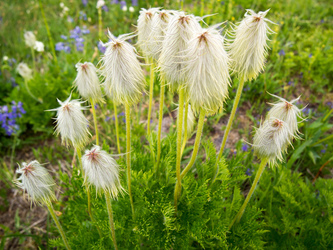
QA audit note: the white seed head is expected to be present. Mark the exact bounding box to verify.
[34,41,44,52]
[253,118,293,164]
[15,161,56,205]
[101,31,146,105]
[74,62,103,103]
[49,95,90,149]
[96,0,105,8]
[228,9,274,81]
[82,145,123,198]
[137,8,159,56]
[146,10,171,60]
[177,103,195,137]
[159,12,201,90]
[24,31,36,48]
[267,94,303,138]
[16,62,33,81]
[183,25,230,115]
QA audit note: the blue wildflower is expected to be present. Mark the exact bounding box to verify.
[82,0,88,6]
[278,49,285,56]
[242,143,249,152]
[0,102,26,136]
[105,116,111,122]
[309,53,313,58]
[245,168,251,176]
[60,35,68,40]
[120,0,126,8]
[131,0,138,6]
[80,11,87,20]
[98,41,106,54]
[102,5,109,12]
[55,42,65,51]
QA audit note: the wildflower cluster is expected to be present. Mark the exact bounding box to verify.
[24,31,45,52]
[0,101,25,136]
[56,26,90,53]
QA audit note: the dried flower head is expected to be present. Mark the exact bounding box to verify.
[267,94,303,138]
[159,12,201,90]
[16,62,33,81]
[74,62,103,103]
[183,25,230,115]
[82,146,123,198]
[101,31,146,105]
[49,95,90,149]
[253,118,293,164]
[137,8,160,56]
[15,160,56,205]
[24,31,36,48]
[228,9,274,81]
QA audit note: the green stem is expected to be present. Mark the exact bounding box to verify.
[147,60,155,135]
[24,79,41,103]
[38,0,57,64]
[10,134,17,170]
[125,103,135,219]
[200,0,204,17]
[90,99,99,146]
[174,88,185,208]
[46,203,71,250]
[311,134,333,147]
[229,158,269,229]
[113,102,121,154]
[104,191,118,250]
[31,47,36,75]
[156,78,165,172]
[217,78,245,162]
[98,7,102,39]
[181,101,189,156]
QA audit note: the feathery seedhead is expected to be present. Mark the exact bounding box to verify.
[24,31,36,48]
[137,8,160,56]
[82,145,123,198]
[74,62,103,103]
[253,117,293,165]
[101,31,146,105]
[228,9,274,82]
[34,41,44,52]
[96,0,105,8]
[159,12,201,90]
[15,160,56,205]
[49,95,90,149]
[267,94,303,138]
[183,25,230,115]
[16,62,33,81]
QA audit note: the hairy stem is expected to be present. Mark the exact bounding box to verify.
[90,99,99,146]
[147,60,155,135]
[181,101,189,156]
[156,78,165,172]
[105,191,118,250]
[113,102,121,154]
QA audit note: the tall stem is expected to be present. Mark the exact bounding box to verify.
[181,101,189,155]
[147,60,155,135]
[90,99,99,146]
[174,88,185,208]
[47,203,71,250]
[23,79,40,103]
[156,78,165,171]
[113,102,121,154]
[200,0,204,17]
[125,103,135,218]
[31,47,36,75]
[104,191,118,250]
[98,7,102,39]
[229,158,269,229]
[217,78,245,162]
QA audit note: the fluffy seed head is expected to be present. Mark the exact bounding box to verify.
[96,0,105,8]
[267,94,303,138]
[74,62,103,103]
[228,9,274,81]
[24,31,36,48]
[15,160,56,205]
[183,25,230,115]
[253,118,293,164]
[159,12,201,90]
[16,62,33,81]
[34,41,44,52]
[101,31,146,105]
[137,8,160,56]
[49,95,90,149]
[82,146,123,198]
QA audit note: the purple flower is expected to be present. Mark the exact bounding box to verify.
[79,11,87,20]
[321,149,326,154]
[98,41,106,54]
[309,53,313,58]
[288,80,294,86]
[10,77,17,87]
[131,0,138,6]
[0,102,25,136]
[82,26,90,34]
[70,26,82,39]
[82,0,88,6]
[63,45,71,53]
[242,143,249,152]
[120,0,126,8]
[245,168,252,176]
[67,16,74,23]
[102,5,109,12]
[94,104,99,109]
[111,0,119,4]
[326,102,333,109]
[55,42,65,51]
[119,112,125,116]
[105,116,111,122]
[278,49,285,56]
[60,35,68,40]
[75,37,85,51]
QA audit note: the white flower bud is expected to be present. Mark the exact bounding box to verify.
[159,12,201,90]
[16,62,33,81]
[3,56,8,61]
[15,161,56,205]
[122,5,127,11]
[229,9,274,81]
[253,118,293,164]
[49,95,90,149]
[101,31,146,105]
[129,6,134,13]
[82,146,123,198]
[24,31,36,48]
[183,25,230,115]
[74,62,103,103]
[96,0,105,9]
[34,41,44,52]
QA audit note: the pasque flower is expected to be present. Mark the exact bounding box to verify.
[24,31,36,48]
[16,62,33,81]
[34,41,44,52]
[101,31,145,105]
[228,9,274,81]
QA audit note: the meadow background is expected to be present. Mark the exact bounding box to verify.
[0,0,333,249]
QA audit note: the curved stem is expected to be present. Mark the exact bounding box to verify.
[24,79,41,103]
[31,47,36,75]
[217,78,245,162]
[156,78,165,172]
[174,88,185,209]
[105,191,118,250]
[229,158,268,229]
[90,99,99,146]
[147,60,155,135]
[47,203,71,250]
[200,0,204,17]
[98,8,102,39]
[125,103,135,219]
[181,101,189,156]
[113,102,121,154]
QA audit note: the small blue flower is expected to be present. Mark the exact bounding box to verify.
[131,0,138,6]
[120,0,126,8]
[278,49,285,56]
[321,149,326,154]
[242,143,249,152]
[105,116,111,122]
[245,168,251,176]
[102,5,109,12]
[67,16,74,23]
[98,41,106,54]
[82,0,88,6]
[119,112,125,116]
[79,11,87,20]
[60,35,68,40]
[309,53,313,58]
[55,42,65,51]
